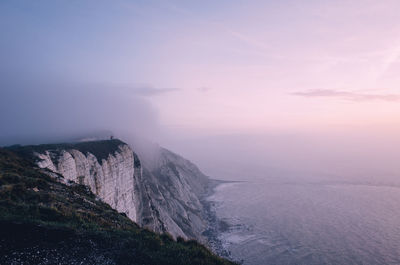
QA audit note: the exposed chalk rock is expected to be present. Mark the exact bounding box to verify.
[23,139,208,241]
[35,144,138,222]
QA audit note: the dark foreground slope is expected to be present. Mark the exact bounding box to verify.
[0,148,235,265]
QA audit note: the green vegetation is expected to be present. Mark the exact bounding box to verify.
[7,139,125,163]
[0,148,236,265]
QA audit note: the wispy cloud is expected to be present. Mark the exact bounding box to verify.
[163,2,273,55]
[376,44,400,80]
[292,89,400,102]
[131,86,179,97]
[197,86,212,92]
[90,83,180,97]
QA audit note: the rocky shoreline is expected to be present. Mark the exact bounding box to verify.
[201,179,239,262]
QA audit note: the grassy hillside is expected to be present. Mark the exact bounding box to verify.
[0,148,236,265]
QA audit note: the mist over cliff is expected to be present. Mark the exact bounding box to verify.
[0,144,234,265]
[0,78,162,146]
[9,139,210,241]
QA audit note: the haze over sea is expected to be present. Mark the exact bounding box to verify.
[167,133,400,265]
[208,174,400,265]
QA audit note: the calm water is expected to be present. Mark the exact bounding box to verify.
[208,178,400,265]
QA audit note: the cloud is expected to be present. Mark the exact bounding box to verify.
[0,79,163,146]
[197,86,212,92]
[376,44,400,81]
[130,85,179,96]
[292,89,400,102]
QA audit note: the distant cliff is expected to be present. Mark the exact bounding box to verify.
[10,139,209,241]
[140,147,209,240]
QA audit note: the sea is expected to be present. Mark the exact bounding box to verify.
[206,175,400,265]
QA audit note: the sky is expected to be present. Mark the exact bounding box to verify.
[1,1,400,179]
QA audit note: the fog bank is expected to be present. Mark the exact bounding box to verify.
[162,130,400,185]
[0,78,161,146]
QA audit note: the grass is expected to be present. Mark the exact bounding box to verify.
[7,139,125,163]
[0,147,236,265]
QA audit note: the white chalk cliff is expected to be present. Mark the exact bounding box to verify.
[35,144,139,222]
[25,139,208,241]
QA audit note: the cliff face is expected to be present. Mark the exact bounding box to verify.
[138,147,209,240]
[13,139,208,241]
[34,144,139,222]
[0,147,235,265]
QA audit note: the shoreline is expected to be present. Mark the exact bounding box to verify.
[201,179,244,261]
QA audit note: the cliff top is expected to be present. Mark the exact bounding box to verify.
[7,139,127,163]
[0,147,235,265]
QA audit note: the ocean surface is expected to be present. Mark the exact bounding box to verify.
[207,176,400,265]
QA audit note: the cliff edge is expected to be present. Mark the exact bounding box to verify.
[0,147,235,265]
[9,139,209,241]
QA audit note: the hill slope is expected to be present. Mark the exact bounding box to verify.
[0,148,235,265]
[8,139,210,241]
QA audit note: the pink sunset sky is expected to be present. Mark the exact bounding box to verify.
[144,1,400,136]
[1,0,400,140]
[1,0,400,181]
